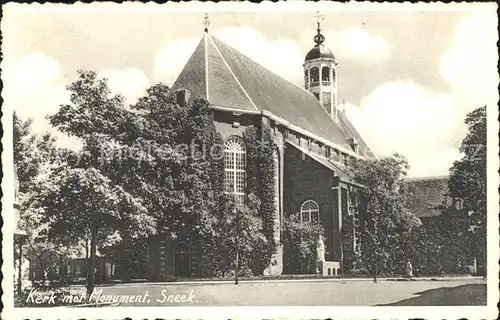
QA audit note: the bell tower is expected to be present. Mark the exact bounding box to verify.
[303,14,338,120]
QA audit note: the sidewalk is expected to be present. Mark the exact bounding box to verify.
[93,275,485,287]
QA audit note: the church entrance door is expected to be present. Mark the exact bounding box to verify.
[173,243,190,277]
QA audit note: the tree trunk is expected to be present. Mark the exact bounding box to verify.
[27,238,47,281]
[59,254,64,281]
[87,227,97,296]
[373,263,378,283]
[85,239,89,280]
[235,235,239,285]
[482,247,487,279]
[17,238,24,293]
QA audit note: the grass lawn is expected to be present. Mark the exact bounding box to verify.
[378,283,487,306]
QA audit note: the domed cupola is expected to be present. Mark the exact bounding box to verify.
[305,45,335,62]
[303,17,339,120]
[305,26,336,62]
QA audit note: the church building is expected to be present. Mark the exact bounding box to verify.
[140,22,375,280]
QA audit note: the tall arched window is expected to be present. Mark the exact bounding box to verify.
[273,149,280,239]
[300,200,320,223]
[304,70,309,84]
[321,66,330,81]
[224,136,246,203]
[310,67,319,82]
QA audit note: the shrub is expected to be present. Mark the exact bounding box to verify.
[282,213,324,274]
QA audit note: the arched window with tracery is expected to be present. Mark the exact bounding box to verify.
[224,136,246,203]
[300,200,320,223]
[310,67,319,83]
[322,66,330,82]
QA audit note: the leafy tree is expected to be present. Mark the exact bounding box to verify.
[282,213,324,274]
[448,106,487,275]
[258,123,278,272]
[199,193,268,281]
[407,218,472,275]
[29,162,156,294]
[350,153,420,281]
[34,70,159,294]
[14,113,40,194]
[14,112,84,284]
[242,124,277,274]
[38,70,223,292]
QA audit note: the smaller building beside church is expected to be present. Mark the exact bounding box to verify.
[403,176,478,275]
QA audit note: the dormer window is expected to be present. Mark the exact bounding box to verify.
[352,143,359,153]
[325,147,331,159]
[333,149,340,162]
[346,137,359,153]
[176,89,191,107]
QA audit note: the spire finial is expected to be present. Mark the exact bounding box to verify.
[203,13,210,33]
[313,11,325,45]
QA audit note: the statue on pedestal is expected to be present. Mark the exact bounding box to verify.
[315,235,326,275]
[317,235,325,262]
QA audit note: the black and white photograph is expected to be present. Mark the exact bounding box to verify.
[1,2,498,319]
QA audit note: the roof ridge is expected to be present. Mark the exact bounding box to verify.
[204,33,210,101]
[404,175,449,181]
[208,33,259,112]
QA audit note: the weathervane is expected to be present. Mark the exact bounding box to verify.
[314,11,324,30]
[203,13,210,33]
[313,11,325,45]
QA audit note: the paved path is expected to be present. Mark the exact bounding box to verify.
[70,278,486,306]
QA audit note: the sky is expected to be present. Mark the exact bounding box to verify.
[2,3,498,177]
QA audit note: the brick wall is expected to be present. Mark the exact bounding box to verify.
[213,111,258,140]
[283,144,341,262]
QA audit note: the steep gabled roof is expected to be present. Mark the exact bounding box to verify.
[285,139,357,185]
[172,33,374,157]
[404,176,451,218]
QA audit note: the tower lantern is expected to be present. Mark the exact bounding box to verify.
[303,13,338,120]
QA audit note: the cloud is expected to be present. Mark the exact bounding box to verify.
[153,38,199,85]
[3,52,83,150]
[344,80,463,177]
[324,27,392,63]
[4,52,66,122]
[440,11,499,113]
[6,53,156,151]
[344,12,497,177]
[99,67,150,106]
